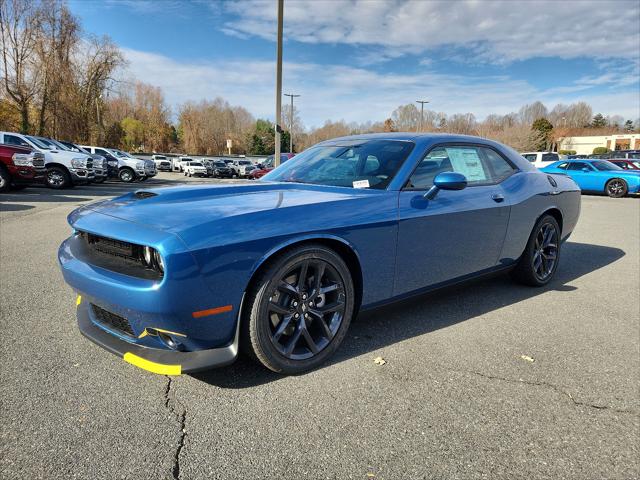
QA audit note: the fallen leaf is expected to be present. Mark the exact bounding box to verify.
[520,355,535,363]
[373,356,386,366]
[366,474,376,478]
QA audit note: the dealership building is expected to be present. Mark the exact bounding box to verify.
[558,134,640,154]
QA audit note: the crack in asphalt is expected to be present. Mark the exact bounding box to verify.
[464,369,637,415]
[164,376,187,480]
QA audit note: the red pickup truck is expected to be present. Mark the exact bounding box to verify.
[0,143,47,192]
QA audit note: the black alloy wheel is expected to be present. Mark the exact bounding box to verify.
[243,244,354,374]
[605,178,627,198]
[511,214,561,287]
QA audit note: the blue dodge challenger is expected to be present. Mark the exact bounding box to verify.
[59,133,581,375]
[540,159,640,198]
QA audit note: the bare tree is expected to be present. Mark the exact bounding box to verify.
[0,0,40,132]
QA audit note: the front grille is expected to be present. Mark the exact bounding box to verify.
[82,232,140,260]
[76,232,163,280]
[92,304,135,337]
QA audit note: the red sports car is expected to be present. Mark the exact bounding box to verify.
[249,153,295,179]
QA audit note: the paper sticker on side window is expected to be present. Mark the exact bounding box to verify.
[445,148,488,183]
[352,180,370,189]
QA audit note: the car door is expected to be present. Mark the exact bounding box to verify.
[565,161,600,191]
[394,144,515,296]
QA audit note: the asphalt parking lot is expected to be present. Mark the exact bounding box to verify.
[1,173,638,480]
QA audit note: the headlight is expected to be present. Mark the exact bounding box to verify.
[143,246,153,266]
[12,153,33,166]
[136,161,145,169]
[107,160,118,166]
[154,250,164,272]
[71,158,87,168]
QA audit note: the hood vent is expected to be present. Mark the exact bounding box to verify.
[134,191,157,199]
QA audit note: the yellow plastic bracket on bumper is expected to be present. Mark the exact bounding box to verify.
[123,352,182,375]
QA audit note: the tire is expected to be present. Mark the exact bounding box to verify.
[46,166,72,189]
[119,168,135,183]
[605,178,627,198]
[242,244,355,374]
[511,214,561,287]
[0,166,11,193]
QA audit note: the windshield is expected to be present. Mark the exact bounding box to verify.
[190,162,203,167]
[239,161,251,165]
[26,135,52,149]
[155,156,166,160]
[631,161,640,168]
[591,160,622,171]
[214,162,226,167]
[48,139,72,151]
[263,139,415,189]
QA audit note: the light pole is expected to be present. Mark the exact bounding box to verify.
[274,0,284,167]
[416,100,429,132]
[284,93,300,153]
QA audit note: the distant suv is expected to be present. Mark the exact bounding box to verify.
[608,159,640,170]
[176,156,193,172]
[183,161,208,177]
[520,151,560,169]
[0,131,93,188]
[249,153,295,179]
[152,154,172,171]
[210,160,234,178]
[0,143,46,192]
[231,159,257,178]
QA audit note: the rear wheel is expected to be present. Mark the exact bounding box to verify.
[46,166,72,189]
[605,178,627,198]
[0,166,11,192]
[119,168,135,183]
[511,214,561,287]
[242,244,354,374]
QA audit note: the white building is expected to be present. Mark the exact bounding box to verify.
[558,134,640,155]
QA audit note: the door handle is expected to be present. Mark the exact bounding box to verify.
[491,193,505,203]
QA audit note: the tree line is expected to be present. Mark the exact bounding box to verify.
[1,0,638,156]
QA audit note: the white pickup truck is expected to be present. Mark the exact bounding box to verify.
[81,146,155,182]
[0,131,94,188]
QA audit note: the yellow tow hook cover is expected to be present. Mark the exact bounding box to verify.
[123,352,182,376]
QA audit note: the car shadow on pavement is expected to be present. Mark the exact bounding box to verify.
[192,241,625,389]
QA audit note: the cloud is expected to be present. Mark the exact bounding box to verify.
[221,0,640,63]
[120,48,640,127]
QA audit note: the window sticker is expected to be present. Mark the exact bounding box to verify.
[445,148,487,182]
[352,179,370,189]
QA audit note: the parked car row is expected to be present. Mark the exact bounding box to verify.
[153,154,295,179]
[0,131,156,192]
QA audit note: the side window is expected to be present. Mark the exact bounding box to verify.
[556,162,569,170]
[95,148,109,155]
[4,134,30,147]
[542,153,559,162]
[522,154,537,162]
[567,162,590,171]
[407,145,515,189]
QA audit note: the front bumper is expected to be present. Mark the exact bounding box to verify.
[8,165,46,184]
[76,297,238,374]
[70,168,95,184]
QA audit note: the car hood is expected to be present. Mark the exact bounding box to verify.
[76,182,383,236]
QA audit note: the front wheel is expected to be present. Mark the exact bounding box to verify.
[605,178,627,198]
[242,244,355,374]
[46,166,72,189]
[511,214,561,287]
[0,167,11,192]
[118,168,135,183]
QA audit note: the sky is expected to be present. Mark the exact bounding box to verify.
[69,0,640,129]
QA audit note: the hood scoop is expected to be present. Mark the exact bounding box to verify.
[134,191,158,199]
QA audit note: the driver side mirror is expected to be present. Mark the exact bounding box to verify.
[424,172,467,200]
